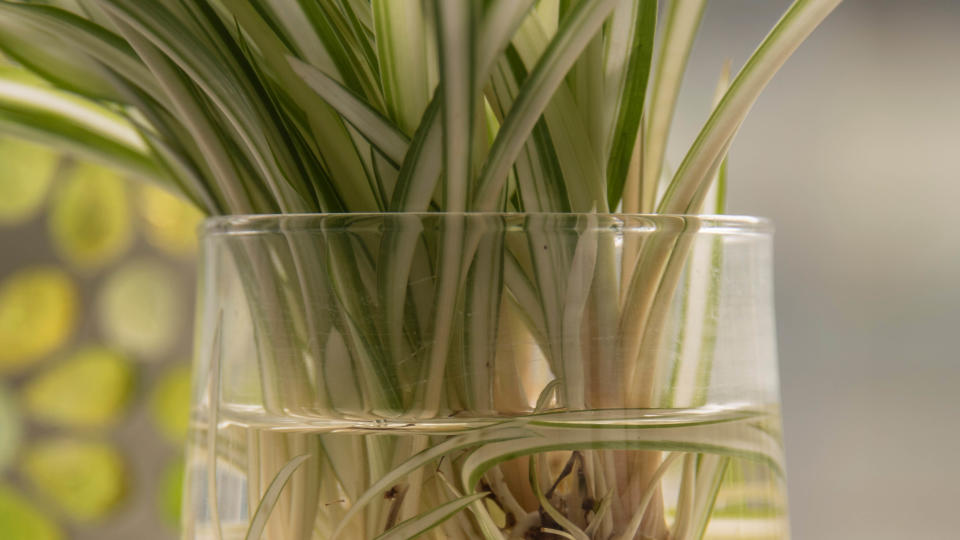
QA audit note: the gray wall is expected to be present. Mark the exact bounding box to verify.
[670,1,960,538]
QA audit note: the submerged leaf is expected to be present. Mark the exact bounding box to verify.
[244,453,311,540]
[330,426,533,540]
[374,492,489,540]
[461,417,784,493]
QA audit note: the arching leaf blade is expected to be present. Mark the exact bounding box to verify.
[659,0,842,214]
[373,492,489,540]
[289,56,408,166]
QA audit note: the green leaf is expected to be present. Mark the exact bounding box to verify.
[289,0,382,109]
[103,0,323,212]
[604,0,657,210]
[703,60,733,215]
[488,49,569,212]
[473,0,619,211]
[289,56,408,165]
[374,492,489,540]
[110,21,259,213]
[0,6,119,102]
[0,67,165,184]
[388,96,442,211]
[388,0,535,212]
[434,0,476,212]
[641,0,707,212]
[340,0,375,36]
[0,2,163,103]
[659,0,842,213]
[373,0,432,135]
[224,0,380,212]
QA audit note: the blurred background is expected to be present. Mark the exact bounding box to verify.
[1,1,958,539]
[0,148,201,539]
[667,1,960,538]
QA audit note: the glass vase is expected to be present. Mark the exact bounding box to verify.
[182,213,787,540]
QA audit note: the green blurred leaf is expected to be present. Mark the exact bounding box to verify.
[0,66,166,185]
[0,7,123,102]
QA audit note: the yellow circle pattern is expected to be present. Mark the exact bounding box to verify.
[0,268,77,374]
[97,259,181,360]
[21,438,126,521]
[150,363,191,443]
[0,136,58,225]
[48,162,132,270]
[0,485,61,540]
[138,184,204,257]
[1,133,200,538]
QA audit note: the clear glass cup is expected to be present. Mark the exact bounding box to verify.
[183,213,787,539]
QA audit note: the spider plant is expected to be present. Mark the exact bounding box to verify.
[0,0,840,538]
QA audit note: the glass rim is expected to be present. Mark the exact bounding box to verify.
[202,212,772,236]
